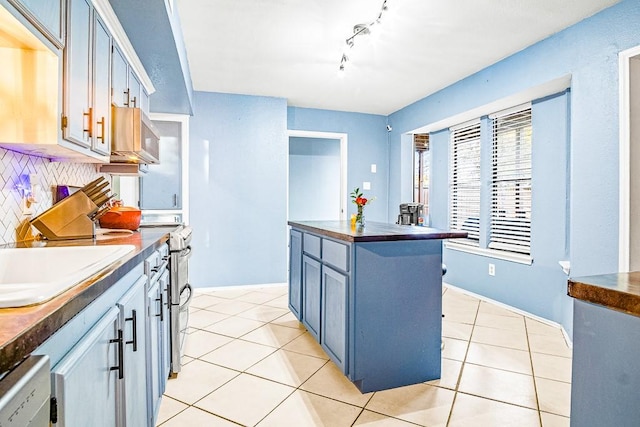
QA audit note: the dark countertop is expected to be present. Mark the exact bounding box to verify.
[0,227,178,374]
[288,220,468,243]
[568,272,640,317]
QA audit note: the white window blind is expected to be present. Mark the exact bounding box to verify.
[489,108,532,254]
[449,121,481,245]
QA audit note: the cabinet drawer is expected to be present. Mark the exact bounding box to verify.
[322,239,349,272]
[303,233,321,258]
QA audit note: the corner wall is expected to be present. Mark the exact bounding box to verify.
[388,0,640,335]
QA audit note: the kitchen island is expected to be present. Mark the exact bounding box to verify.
[288,220,466,392]
[568,272,640,427]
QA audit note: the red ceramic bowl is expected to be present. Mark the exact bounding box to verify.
[98,206,141,230]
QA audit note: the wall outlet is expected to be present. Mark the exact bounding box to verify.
[488,263,495,276]
[363,181,371,190]
[371,164,377,173]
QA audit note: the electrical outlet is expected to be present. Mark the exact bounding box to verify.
[363,181,371,190]
[22,197,34,215]
[488,263,495,276]
[371,164,377,173]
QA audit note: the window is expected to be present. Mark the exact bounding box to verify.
[449,121,481,245]
[414,133,429,213]
[489,108,532,255]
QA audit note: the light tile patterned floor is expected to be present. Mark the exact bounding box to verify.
[157,285,572,426]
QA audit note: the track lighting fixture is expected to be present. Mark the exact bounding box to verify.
[339,0,389,73]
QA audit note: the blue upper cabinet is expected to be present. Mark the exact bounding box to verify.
[8,0,65,48]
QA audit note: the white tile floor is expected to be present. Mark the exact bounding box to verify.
[157,285,572,426]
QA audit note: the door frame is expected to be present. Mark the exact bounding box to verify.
[287,130,348,221]
[149,113,190,224]
[618,45,640,272]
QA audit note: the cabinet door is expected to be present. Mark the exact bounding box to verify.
[128,69,141,109]
[9,0,64,47]
[52,307,120,427]
[117,276,148,427]
[302,255,321,340]
[159,269,171,392]
[91,14,111,155]
[321,266,348,373]
[111,44,129,107]
[140,87,150,114]
[289,230,303,320]
[63,0,92,148]
[140,120,183,209]
[146,279,163,425]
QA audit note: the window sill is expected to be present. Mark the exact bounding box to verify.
[444,241,533,265]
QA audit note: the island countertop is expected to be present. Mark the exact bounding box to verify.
[568,272,640,317]
[288,220,467,243]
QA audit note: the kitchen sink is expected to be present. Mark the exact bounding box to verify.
[0,245,135,308]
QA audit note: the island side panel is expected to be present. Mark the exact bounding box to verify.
[350,239,443,392]
[571,299,640,427]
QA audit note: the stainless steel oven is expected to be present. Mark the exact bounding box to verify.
[168,225,192,376]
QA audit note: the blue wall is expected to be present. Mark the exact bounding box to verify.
[387,0,640,335]
[189,92,288,286]
[288,107,389,221]
[289,137,341,221]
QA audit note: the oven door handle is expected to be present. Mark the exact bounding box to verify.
[179,246,192,260]
[180,283,193,306]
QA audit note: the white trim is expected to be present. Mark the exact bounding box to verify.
[449,118,481,131]
[196,282,287,293]
[618,46,640,272]
[287,130,348,221]
[443,283,572,348]
[149,113,190,225]
[444,241,533,265]
[488,102,532,119]
[93,0,155,94]
[410,75,571,135]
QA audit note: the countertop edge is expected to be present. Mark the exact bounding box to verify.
[0,228,173,374]
[568,276,640,318]
[288,220,467,242]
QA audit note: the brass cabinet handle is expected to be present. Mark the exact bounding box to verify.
[83,107,93,137]
[96,117,105,140]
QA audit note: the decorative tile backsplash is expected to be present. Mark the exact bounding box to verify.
[0,148,105,245]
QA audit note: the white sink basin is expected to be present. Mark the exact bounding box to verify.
[0,245,135,308]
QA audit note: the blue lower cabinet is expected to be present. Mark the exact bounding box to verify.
[302,255,321,340]
[321,265,347,372]
[290,226,445,393]
[51,307,120,426]
[288,230,303,320]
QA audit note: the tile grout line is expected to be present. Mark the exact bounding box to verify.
[443,295,481,426]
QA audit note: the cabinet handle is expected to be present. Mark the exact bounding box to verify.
[96,117,105,141]
[173,194,178,207]
[124,309,138,352]
[155,292,164,321]
[131,96,137,108]
[83,108,93,137]
[109,329,124,380]
[124,89,130,107]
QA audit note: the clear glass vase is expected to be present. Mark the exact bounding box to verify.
[356,205,365,229]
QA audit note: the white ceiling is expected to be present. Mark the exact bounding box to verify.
[176,0,619,116]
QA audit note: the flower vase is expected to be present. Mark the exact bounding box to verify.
[356,205,365,229]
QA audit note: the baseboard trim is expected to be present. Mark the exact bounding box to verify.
[443,282,573,349]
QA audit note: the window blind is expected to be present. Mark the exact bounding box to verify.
[489,108,532,254]
[449,122,481,244]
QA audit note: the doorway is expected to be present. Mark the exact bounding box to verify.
[619,46,640,271]
[287,130,348,221]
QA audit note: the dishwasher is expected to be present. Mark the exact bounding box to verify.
[0,355,50,426]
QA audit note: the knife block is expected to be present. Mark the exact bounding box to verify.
[30,192,98,240]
